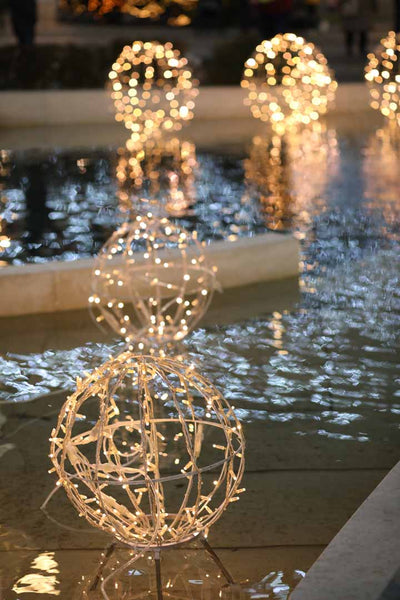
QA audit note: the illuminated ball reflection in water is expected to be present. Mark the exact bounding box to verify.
[109,41,198,145]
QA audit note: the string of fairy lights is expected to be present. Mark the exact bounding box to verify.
[43,30,399,598]
[49,353,245,548]
[89,214,218,350]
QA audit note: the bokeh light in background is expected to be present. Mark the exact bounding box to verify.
[109,41,198,147]
[241,34,337,134]
[59,0,197,24]
[365,31,400,126]
[244,124,339,234]
[89,214,217,350]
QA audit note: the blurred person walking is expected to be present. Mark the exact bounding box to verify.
[9,0,37,46]
[253,0,293,39]
[339,0,377,56]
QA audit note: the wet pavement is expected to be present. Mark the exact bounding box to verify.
[0,113,399,598]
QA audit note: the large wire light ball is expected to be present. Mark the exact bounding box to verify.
[109,41,198,144]
[365,31,400,125]
[241,34,337,133]
[89,214,217,349]
[49,353,245,548]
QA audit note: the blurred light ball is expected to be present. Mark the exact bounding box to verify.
[365,31,400,125]
[109,41,198,143]
[89,214,217,349]
[49,353,245,548]
[241,34,337,132]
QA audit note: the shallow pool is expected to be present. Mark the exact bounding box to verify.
[0,116,399,599]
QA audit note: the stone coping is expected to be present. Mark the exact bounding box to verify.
[0,83,370,127]
[291,459,400,600]
[0,232,299,316]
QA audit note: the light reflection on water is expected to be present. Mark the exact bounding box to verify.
[6,544,306,599]
[0,141,263,266]
[0,125,399,448]
[12,552,60,596]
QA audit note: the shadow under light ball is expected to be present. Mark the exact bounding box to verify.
[365,31,400,125]
[241,33,337,133]
[48,353,245,548]
[89,214,217,349]
[109,41,198,145]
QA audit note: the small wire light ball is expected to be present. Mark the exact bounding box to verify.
[89,214,217,349]
[48,353,245,548]
[241,34,337,132]
[109,41,198,144]
[365,31,400,125]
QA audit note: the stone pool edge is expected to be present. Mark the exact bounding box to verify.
[290,459,400,600]
[0,232,299,316]
[0,83,370,127]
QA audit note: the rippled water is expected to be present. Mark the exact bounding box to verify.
[0,142,263,266]
[1,125,399,428]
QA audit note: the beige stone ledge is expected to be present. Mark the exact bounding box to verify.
[0,232,299,317]
[291,459,400,600]
[0,84,371,127]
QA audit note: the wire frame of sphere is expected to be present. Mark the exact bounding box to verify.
[48,353,245,548]
[89,215,217,349]
[365,31,400,125]
[110,41,198,143]
[241,33,337,132]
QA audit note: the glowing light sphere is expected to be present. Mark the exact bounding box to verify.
[365,31,400,125]
[89,214,217,349]
[242,34,337,133]
[49,353,245,548]
[109,41,198,144]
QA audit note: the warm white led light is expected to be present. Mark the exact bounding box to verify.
[90,214,217,350]
[242,34,337,133]
[365,31,400,125]
[48,353,245,548]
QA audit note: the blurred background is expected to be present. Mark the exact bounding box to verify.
[1,0,399,90]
